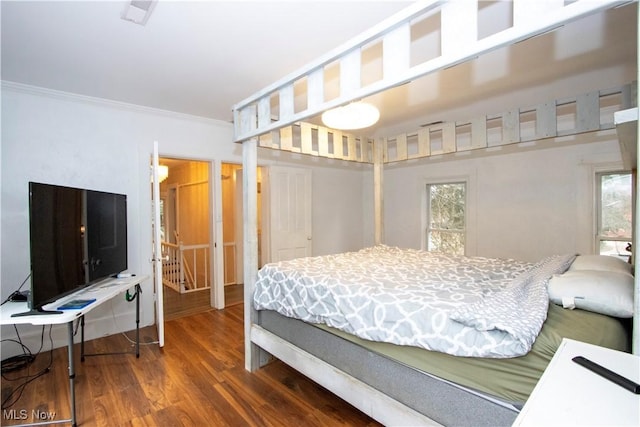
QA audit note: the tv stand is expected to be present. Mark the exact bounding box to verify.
[0,275,147,427]
[11,308,63,317]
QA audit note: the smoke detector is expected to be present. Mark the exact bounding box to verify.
[121,0,157,26]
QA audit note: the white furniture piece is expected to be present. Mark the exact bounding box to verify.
[0,275,147,427]
[513,338,640,426]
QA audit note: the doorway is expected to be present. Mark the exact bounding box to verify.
[158,157,213,320]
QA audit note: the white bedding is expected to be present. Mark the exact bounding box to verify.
[253,246,575,358]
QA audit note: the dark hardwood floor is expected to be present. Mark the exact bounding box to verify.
[163,283,244,321]
[1,304,381,426]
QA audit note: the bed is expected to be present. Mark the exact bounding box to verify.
[232,1,638,425]
[251,246,631,425]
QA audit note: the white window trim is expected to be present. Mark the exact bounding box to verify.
[595,168,632,256]
[421,175,473,255]
[586,162,623,253]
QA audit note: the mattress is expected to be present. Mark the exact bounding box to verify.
[258,304,629,426]
[314,302,630,403]
[254,245,576,358]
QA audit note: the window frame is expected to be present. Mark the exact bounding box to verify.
[595,169,633,259]
[423,180,467,255]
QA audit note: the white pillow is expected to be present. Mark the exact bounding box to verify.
[548,270,634,318]
[569,255,632,275]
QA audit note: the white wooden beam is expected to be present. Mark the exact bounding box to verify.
[440,0,477,57]
[333,130,344,159]
[251,326,440,426]
[279,84,295,121]
[243,139,260,371]
[383,23,411,78]
[347,134,357,161]
[300,122,314,156]
[576,91,601,133]
[280,126,293,152]
[396,134,408,161]
[379,84,632,163]
[502,109,521,145]
[233,0,624,143]
[258,97,271,128]
[513,0,564,26]
[374,139,384,245]
[318,127,330,158]
[615,108,638,171]
[341,50,362,97]
[418,128,430,157]
[470,117,487,150]
[233,0,444,111]
[535,101,558,139]
[308,68,324,109]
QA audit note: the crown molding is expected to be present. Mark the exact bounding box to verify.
[1,80,232,128]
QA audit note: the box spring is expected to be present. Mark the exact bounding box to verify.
[259,309,519,427]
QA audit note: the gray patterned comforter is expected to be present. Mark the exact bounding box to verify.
[253,245,575,358]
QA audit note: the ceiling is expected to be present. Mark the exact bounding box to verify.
[2,1,637,137]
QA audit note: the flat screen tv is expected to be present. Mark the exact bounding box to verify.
[14,182,127,316]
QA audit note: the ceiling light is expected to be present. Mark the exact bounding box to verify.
[121,0,157,26]
[151,165,169,183]
[321,102,380,130]
[158,165,169,183]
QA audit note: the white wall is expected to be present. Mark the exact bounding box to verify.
[1,84,367,356]
[0,83,234,356]
[378,133,624,262]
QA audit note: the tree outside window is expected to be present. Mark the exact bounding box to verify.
[597,172,632,261]
[426,182,466,255]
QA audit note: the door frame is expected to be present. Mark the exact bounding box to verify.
[151,142,164,346]
[155,155,221,310]
[229,163,268,295]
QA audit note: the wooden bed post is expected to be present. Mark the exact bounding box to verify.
[242,138,261,371]
[374,138,384,245]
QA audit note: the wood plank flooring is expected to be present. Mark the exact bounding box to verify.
[1,304,382,426]
[163,286,211,321]
[163,283,244,321]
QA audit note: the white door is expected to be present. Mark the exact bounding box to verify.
[151,142,165,347]
[269,166,312,262]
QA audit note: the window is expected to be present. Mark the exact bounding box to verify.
[596,171,632,260]
[426,182,466,255]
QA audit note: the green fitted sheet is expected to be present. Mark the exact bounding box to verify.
[315,303,630,404]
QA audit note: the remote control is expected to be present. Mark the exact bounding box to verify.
[572,356,640,394]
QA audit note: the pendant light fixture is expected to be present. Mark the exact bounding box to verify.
[321,102,380,130]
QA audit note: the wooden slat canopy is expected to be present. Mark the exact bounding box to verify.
[232,0,627,144]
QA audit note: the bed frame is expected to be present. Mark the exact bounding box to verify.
[233,1,639,425]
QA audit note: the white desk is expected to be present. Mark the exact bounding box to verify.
[513,338,640,426]
[1,275,147,427]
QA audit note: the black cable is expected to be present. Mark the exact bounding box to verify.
[1,273,31,306]
[73,318,82,338]
[1,325,54,409]
[0,348,35,373]
[1,324,35,373]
